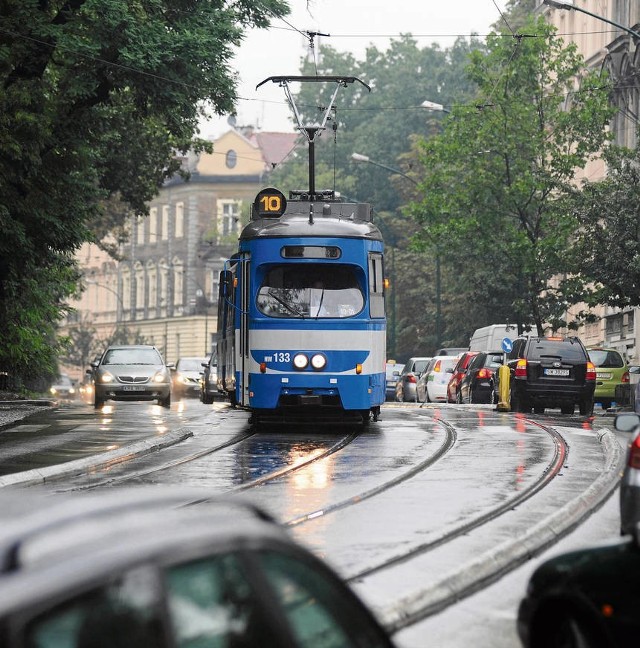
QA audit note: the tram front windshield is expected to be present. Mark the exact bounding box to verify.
[257,265,364,318]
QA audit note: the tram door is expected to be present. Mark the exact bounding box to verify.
[238,253,251,407]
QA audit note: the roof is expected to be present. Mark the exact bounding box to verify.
[251,131,299,168]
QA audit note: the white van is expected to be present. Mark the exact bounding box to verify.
[469,324,520,353]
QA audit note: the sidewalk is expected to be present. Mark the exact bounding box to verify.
[0,400,193,487]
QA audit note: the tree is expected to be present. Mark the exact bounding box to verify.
[570,142,640,309]
[0,0,289,383]
[408,16,615,335]
[270,36,486,357]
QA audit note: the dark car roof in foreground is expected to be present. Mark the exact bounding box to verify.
[0,488,285,615]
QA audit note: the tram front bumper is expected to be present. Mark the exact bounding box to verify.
[248,373,379,411]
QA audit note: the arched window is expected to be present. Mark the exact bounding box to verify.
[225,149,237,168]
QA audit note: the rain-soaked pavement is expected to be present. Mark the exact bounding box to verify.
[0,397,624,645]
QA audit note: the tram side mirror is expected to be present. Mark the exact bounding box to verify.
[220,270,233,297]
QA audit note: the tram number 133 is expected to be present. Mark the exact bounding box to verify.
[254,187,287,218]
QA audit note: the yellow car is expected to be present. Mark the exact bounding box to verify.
[588,347,629,409]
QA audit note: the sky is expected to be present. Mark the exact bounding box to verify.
[199,0,509,137]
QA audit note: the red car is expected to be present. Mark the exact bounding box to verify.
[447,351,479,403]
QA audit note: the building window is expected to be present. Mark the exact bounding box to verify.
[175,202,184,238]
[225,149,237,168]
[161,205,170,240]
[219,201,240,237]
[149,207,158,244]
[136,217,145,245]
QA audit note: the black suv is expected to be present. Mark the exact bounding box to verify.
[506,336,596,415]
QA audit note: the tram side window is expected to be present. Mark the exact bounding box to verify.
[368,253,385,318]
[257,265,364,318]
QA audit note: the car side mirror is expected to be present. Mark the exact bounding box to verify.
[166,363,175,370]
[615,412,640,432]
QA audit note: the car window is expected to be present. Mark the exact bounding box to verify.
[177,359,206,372]
[102,348,162,365]
[25,566,164,648]
[166,553,281,648]
[589,350,624,368]
[526,340,587,362]
[259,551,388,648]
[413,360,430,374]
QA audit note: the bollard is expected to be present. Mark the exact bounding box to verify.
[497,363,511,411]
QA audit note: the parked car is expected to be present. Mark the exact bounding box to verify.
[0,488,396,648]
[200,354,219,404]
[434,347,468,356]
[447,351,479,403]
[417,355,460,403]
[501,336,596,415]
[588,347,630,409]
[173,356,209,399]
[90,345,174,409]
[615,412,640,535]
[49,373,77,400]
[385,361,404,401]
[517,526,640,648]
[457,351,503,404]
[395,356,431,402]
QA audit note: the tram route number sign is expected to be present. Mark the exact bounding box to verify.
[254,187,287,218]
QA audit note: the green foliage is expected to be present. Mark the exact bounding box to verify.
[0,0,289,385]
[569,142,640,309]
[270,36,486,357]
[408,16,614,335]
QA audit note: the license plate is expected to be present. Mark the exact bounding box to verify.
[121,385,145,391]
[596,372,612,380]
[544,368,569,377]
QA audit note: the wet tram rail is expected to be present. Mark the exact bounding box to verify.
[2,401,618,631]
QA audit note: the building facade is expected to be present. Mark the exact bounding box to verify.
[540,0,640,360]
[62,128,298,379]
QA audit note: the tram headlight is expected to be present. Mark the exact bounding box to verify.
[310,354,326,370]
[293,353,309,370]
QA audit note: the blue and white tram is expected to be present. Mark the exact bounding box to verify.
[217,187,386,425]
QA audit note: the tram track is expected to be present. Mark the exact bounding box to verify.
[344,417,567,585]
[58,423,364,491]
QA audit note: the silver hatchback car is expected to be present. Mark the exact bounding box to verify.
[90,345,173,409]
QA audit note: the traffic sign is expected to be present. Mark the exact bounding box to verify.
[501,337,513,353]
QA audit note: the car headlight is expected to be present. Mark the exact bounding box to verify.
[293,353,308,370]
[153,371,168,383]
[100,372,115,383]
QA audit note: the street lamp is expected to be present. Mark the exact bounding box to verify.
[85,279,124,318]
[421,100,451,114]
[351,152,443,351]
[542,0,640,40]
[159,263,214,356]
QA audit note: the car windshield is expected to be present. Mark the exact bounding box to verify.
[589,350,624,368]
[257,264,364,319]
[102,348,162,365]
[55,375,72,386]
[177,358,207,371]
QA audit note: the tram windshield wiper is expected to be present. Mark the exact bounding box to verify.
[267,290,305,317]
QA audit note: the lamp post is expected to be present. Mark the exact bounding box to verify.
[85,278,124,320]
[351,152,443,351]
[542,0,640,40]
[160,263,213,356]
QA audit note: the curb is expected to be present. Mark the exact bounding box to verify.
[0,427,194,488]
[381,427,624,633]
